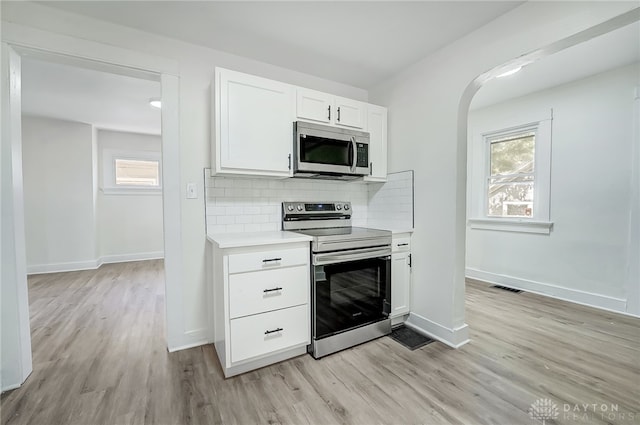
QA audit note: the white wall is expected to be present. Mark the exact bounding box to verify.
[466,63,640,316]
[22,115,97,272]
[97,129,164,261]
[368,3,638,346]
[1,0,369,354]
[21,119,164,272]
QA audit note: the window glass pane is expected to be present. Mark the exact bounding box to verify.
[488,182,533,217]
[115,159,160,186]
[490,134,535,176]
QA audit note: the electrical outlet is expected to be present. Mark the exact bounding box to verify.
[186,182,197,199]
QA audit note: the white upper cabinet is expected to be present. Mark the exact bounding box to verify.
[334,96,366,129]
[296,89,366,129]
[214,68,293,177]
[364,104,388,182]
[296,88,332,124]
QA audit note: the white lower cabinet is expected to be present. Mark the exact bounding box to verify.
[212,241,310,377]
[230,304,309,363]
[228,266,309,319]
[391,233,412,318]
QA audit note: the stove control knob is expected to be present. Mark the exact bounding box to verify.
[344,204,350,211]
[296,204,304,211]
[336,204,342,210]
[287,205,294,212]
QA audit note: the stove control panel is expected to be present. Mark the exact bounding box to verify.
[282,201,352,217]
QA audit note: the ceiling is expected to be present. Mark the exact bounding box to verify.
[471,20,640,110]
[21,57,161,135]
[19,2,638,134]
[39,1,524,89]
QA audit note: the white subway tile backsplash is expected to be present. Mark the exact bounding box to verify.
[205,172,413,235]
[243,206,261,215]
[244,224,262,232]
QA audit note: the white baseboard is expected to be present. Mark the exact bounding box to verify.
[27,251,164,275]
[405,313,470,348]
[99,251,164,265]
[168,328,212,353]
[27,259,101,275]
[466,268,629,316]
[1,381,23,393]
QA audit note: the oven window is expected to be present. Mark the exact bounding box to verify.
[314,257,389,339]
[300,136,351,166]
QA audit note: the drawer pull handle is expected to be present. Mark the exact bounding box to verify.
[263,287,283,293]
[397,243,409,247]
[264,327,283,335]
[262,258,282,263]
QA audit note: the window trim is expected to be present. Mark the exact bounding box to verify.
[468,110,553,234]
[101,149,162,195]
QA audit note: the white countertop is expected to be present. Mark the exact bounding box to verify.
[207,231,313,249]
[389,228,414,235]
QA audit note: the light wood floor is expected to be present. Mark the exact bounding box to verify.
[2,261,639,425]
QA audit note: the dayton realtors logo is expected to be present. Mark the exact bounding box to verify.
[529,398,636,423]
[529,398,559,424]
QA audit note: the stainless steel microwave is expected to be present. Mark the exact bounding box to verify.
[293,121,369,180]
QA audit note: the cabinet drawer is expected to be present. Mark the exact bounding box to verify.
[230,304,309,363]
[228,247,308,274]
[392,237,411,253]
[229,265,309,318]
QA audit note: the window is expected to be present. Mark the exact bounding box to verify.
[115,158,160,187]
[102,149,162,194]
[487,131,535,218]
[468,112,552,234]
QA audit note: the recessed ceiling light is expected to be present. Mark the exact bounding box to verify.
[149,98,161,108]
[496,66,523,78]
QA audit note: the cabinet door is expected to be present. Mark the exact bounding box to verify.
[391,252,411,317]
[334,96,366,129]
[364,104,388,182]
[296,88,332,124]
[216,68,293,177]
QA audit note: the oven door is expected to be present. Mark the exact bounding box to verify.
[312,248,391,340]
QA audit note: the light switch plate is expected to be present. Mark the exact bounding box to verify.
[186,182,197,199]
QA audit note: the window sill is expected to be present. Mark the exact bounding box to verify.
[101,187,162,196]
[467,218,553,234]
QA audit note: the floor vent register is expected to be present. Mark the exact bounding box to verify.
[389,325,435,350]
[492,285,524,294]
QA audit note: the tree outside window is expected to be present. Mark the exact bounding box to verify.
[487,132,535,217]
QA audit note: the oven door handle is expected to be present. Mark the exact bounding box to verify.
[313,247,391,265]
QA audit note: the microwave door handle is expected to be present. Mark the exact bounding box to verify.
[350,137,356,171]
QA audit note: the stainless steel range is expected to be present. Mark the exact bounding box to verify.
[282,201,392,358]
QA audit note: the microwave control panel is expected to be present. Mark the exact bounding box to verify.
[356,143,369,167]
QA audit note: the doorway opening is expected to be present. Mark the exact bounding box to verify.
[2,42,182,392]
[463,19,640,316]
